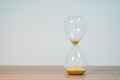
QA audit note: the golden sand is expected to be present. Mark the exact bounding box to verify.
[71,40,79,45]
[66,66,86,75]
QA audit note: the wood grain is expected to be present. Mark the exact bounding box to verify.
[0,66,120,80]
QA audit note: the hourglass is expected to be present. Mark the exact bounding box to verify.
[64,16,87,75]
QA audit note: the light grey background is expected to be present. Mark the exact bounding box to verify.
[0,0,120,66]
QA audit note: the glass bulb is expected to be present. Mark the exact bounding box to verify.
[64,16,87,44]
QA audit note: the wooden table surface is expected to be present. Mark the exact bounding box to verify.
[0,66,120,80]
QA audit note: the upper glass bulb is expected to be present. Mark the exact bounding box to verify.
[64,16,87,45]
